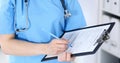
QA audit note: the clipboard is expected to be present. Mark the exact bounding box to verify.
[41,22,115,62]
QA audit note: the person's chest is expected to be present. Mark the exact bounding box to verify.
[15,0,65,28]
[15,0,65,42]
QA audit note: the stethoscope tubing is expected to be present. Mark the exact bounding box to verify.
[14,0,71,32]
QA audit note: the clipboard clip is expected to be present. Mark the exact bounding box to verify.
[94,29,110,45]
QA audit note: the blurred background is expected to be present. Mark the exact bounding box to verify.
[0,49,9,63]
[0,0,120,63]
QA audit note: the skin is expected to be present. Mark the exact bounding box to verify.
[0,34,74,62]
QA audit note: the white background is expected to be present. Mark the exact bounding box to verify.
[78,0,99,26]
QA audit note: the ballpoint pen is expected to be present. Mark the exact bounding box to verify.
[41,28,72,47]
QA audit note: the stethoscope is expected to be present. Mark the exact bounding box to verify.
[15,0,71,32]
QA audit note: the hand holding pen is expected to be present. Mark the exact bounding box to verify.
[46,39,68,55]
[41,28,72,48]
[41,29,69,55]
[42,29,74,61]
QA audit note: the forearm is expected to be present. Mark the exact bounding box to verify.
[0,34,68,56]
[1,39,48,56]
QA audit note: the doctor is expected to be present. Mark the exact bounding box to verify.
[0,0,86,63]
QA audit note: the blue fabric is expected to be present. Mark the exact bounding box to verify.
[0,0,86,63]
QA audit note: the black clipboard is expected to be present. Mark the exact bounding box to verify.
[41,22,115,62]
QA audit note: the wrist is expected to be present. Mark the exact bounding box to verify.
[42,44,49,55]
[35,44,49,55]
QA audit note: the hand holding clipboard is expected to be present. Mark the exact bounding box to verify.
[41,22,115,62]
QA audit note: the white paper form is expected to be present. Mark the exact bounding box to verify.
[62,25,110,54]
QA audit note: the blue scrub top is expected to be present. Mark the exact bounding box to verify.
[0,0,86,63]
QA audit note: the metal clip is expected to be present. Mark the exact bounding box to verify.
[94,29,110,45]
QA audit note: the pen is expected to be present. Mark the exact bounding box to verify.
[41,28,72,47]
[48,32,60,39]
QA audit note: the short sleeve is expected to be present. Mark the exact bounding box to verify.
[0,0,15,34]
[65,0,86,31]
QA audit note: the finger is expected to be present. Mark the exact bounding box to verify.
[57,44,68,49]
[58,49,66,52]
[61,38,68,42]
[63,52,67,61]
[61,38,69,44]
[66,53,71,61]
[71,57,75,61]
[57,43,68,45]
[52,39,68,45]
[56,49,66,54]
[58,52,67,62]
[56,39,68,44]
